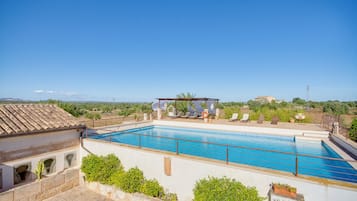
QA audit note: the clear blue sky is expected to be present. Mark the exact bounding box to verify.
[1,0,356,102]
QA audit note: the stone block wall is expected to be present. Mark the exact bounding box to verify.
[0,168,79,201]
[85,181,160,201]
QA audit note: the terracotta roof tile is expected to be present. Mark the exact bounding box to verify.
[0,104,84,136]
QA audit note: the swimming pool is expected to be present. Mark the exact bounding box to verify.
[91,125,357,183]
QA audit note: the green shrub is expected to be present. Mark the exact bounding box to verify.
[117,167,145,193]
[82,154,177,199]
[193,176,263,201]
[223,106,240,119]
[141,179,165,198]
[81,154,103,182]
[81,154,123,184]
[323,101,349,115]
[349,118,357,141]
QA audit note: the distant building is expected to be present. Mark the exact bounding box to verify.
[254,96,276,103]
[0,104,84,192]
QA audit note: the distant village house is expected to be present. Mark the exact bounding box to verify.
[254,96,276,103]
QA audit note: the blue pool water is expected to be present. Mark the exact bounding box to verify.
[91,126,357,183]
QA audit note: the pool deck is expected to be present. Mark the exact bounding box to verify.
[44,186,113,201]
[161,117,326,131]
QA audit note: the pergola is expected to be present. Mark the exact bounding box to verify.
[156,97,219,113]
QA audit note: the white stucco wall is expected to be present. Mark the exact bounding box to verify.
[81,140,357,201]
[0,129,80,152]
[0,147,79,192]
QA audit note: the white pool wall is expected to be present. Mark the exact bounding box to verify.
[81,139,357,201]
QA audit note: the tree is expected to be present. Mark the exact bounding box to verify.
[247,100,262,112]
[292,97,306,105]
[85,113,101,120]
[176,92,196,113]
[323,101,349,116]
[349,118,357,141]
[118,108,134,120]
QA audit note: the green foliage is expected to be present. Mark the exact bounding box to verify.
[323,101,349,116]
[292,97,306,105]
[193,176,263,201]
[110,169,125,187]
[35,161,44,180]
[47,100,85,117]
[176,92,196,113]
[140,103,153,113]
[81,154,123,184]
[141,179,165,198]
[349,118,357,141]
[116,167,145,193]
[85,112,102,120]
[247,100,262,112]
[223,106,240,119]
[82,154,176,199]
[118,108,135,118]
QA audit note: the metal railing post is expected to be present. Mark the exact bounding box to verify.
[139,135,142,148]
[295,156,298,176]
[226,145,229,164]
[176,140,179,155]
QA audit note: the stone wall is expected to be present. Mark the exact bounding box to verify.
[0,168,79,201]
[85,181,160,201]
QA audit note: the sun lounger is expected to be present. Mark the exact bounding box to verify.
[257,114,264,124]
[180,112,190,118]
[240,113,249,122]
[189,112,199,119]
[229,113,238,121]
[168,112,177,118]
[271,116,279,125]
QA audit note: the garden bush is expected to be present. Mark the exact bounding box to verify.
[193,176,263,201]
[116,167,145,193]
[141,179,165,198]
[82,154,177,199]
[349,118,357,141]
[81,154,123,184]
[110,169,124,187]
[223,106,241,119]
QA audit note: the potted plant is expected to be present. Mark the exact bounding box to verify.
[272,183,297,199]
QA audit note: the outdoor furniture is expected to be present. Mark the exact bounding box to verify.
[271,116,279,125]
[229,113,239,121]
[257,114,264,124]
[168,111,177,118]
[189,112,199,119]
[295,113,306,122]
[240,113,249,122]
[180,112,190,118]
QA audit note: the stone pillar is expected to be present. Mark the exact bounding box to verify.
[333,122,339,135]
[215,108,220,120]
[157,109,162,120]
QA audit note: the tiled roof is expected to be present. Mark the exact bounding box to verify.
[0,104,84,136]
